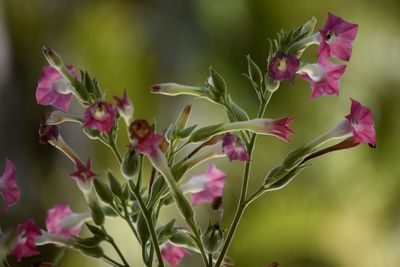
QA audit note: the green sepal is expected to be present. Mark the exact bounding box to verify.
[89,201,105,226]
[107,171,123,200]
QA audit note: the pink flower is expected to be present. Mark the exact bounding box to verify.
[161,242,190,267]
[69,159,96,184]
[113,89,133,120]
[298,58,346,99]
[36,65,75,112]
[318,13,358,62]
[268,52,300,81]
[45,203,83,238]
[222,133,249,161]
[345,99,376,146]
[11,219,41,261]
[268,117,295,141]
[136,132,163,156]
[84,101,117,133]
[182,165,226,205]
[0,159,20,212]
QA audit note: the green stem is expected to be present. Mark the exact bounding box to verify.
[102,254,125,267]
[121,204,140,244]
[108,137,123,164]
[128,180,165,267]
[102,226,130,267]
[187,219,210,267]
[214,91,273,267]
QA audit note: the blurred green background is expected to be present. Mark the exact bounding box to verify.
[0,0,399,266]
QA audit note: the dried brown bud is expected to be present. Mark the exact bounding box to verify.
[129,119,150,141]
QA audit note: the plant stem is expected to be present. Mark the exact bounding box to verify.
[102,226,130,267]
[128,180,165,267]
[187,219,211,267]
[108,136,123,164]
[213,91,273,267]
[102,254,125,267]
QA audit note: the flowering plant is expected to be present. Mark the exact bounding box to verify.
[0,13,375,267]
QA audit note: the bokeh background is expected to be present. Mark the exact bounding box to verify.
[1,0,399,266]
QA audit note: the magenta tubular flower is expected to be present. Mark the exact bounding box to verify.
[222,133,249,161]
[182,165,226,205]
[298,58,346,99]
[161,242,190,267]
[69,159,96,188]
[113,89,133,121]
[11,219,41,261]
[268,52,300,81]
[45,203,84,238]
[0,159,20,212]
[84,101,117,133]
[36,65,75,112]
[345,99,376,146]
[267,117,295,141]
[136,133,163,156]
[318,13,358,62]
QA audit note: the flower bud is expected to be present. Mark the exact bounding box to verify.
[202,223,223,253]
[137,212,150,245]
[121,146,139,178]
[88,201,105,226]
[246,55,263,87]
[43,46,64,69]
[209,68,228,102]
[265,75,280,92]
[190,124,225,143]
[176,104,192,130]
[93,179,114,205]
[169,230,198,252]
[151,83,208,97]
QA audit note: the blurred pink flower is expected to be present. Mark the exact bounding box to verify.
[36,65,75,112]
[268,52,300,81]
[265,117,295,142]
[69,159,96,184]
[183,165,226,205]
[113,89,133,119]
[136,133,163,156]
[11,219,41,261]
[45,203,83,238]
[345,99,376,146]
[298,58,346,99]
[222,133,249,161]
[161,242,190,267]
[84,101,117,133]
[318,12,358,62]
[0,159,20,212]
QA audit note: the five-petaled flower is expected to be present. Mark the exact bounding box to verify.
[345,99,376,146]
[268,52,300,81]
[318,12,358,62]
[84,101,117,133]
[182,165,226,205]
[69,159,96,185]
[36,65,75,112]
[222,133,249,161]
[11,219,41,261]
[161,242,190,267]
[45,203,84,238]
[0,159,20,212]
[298,57,346,99]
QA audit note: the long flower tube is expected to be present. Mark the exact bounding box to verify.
[190,117,294,143]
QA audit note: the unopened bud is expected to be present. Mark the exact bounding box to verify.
[121,146,139,178]
[129,119,151,141]
[43,46,64,69]
[209,68,228,101]
[246,55,263,87]
[202,223,224,253]
[176,104,192,130]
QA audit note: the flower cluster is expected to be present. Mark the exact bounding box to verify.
[0,12,376,267]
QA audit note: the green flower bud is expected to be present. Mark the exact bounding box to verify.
[209,68,228,102]
[170,230,198,252]
[265,75,280,92]
[121,146,139,178]
[151,83,209,97]
[93,179,114,205]
[89,201,105,226]
[176,104,192,130]
[43,46,64,69]
[74,244,104,258]
[190,124,225,143]
[137,212,150,245]
[107,171,123,200]
[246,55,263,88]
[202,223,224,253]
